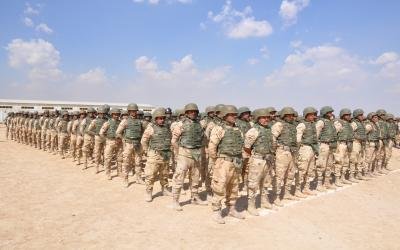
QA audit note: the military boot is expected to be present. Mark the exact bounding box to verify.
[302,184,317,196]
[123,177,129,188]
[294,186,307,199]
[145,189,153,202]
[355,172,366,181]
[228,206,245,219]
[261,197,273,209]
[316,179,327,192]
[172,189,183,211]
[340,175,352,185]
[348,173,359,183]
[192,194,208,206]
[95,164,99,174]
[212,210,225,224]
[247,198,259,216]
[324,179,336,190]
[161,186,172,196]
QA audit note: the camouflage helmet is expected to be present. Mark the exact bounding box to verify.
[303,107,318,117]
[205,106,215,114]
[137,110,144,116]
[33,111,39,115]
[293,110,299,117]
[61,111,69,116]
[165,107,172,114]
[103,104,110,113]
[215,104,225,113]
[367,112,378,120]
[184,103,199,113]
[152,107,166,118]
[320,106,334,117]
[110,108,121,114]
[376,109,386,116]
[339,108,352,118]
[43,110,50,114]
[121,110,128,115]
[252,108,270,121]
[79,110,86,115]
[221,105,238,117]
[238,107,251,116]
[280,107,296,118]
[127,103,138,111]
[143,112,152,118]
[87,107,96,113]
[265,107,277,116]
[352,109,364,118]
[97,106,106,113]
[73,111,79,116]
[386,113,394,120]
[174,109,183,117]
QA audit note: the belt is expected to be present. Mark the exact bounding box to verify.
[219,156,241,162]
[252,154,272,160]
[278,145,291,151]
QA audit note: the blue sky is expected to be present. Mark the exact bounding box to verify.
[0,0,399,114]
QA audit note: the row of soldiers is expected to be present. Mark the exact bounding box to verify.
[4,104,400,224]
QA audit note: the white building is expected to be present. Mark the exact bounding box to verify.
[0,99,155,122]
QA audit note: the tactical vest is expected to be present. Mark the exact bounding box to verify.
[377,120,388,139]
[34,119,41,130]
[277,121,297,148]
[366,121,379,141]
[84,117,93,134]
[179,118,203,149]
[59,120,68,133]
[236,119,252,135]
[319,118,337,143]
[301,121,318,145]
[353,120,366,141]
[388,122,397,139]
[124,117,142,142]
[337,119,353,142]
[94,118,107,135]
[202,116,213,128]
[213,117,223,126]
[217,124,243,157]
[252,124,273,155]
[107,119,120,139]
[149,124,172,151]
[49,118,55,130]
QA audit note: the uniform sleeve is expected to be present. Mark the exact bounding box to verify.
[271,122,283,143]
[79,119,86,135]
[296,123,306,143]
[116,119,127,138]
[171,121,183,150]
[334,120,342,132]
[205,122,215,140]
[244,128,259,149]
[315,120,324,138]
[99,121,109,137]
[351,121,357,131]
[141,125,154,152]
[88,120,96,131]
[364,123,372,133]
[208,126,224,159]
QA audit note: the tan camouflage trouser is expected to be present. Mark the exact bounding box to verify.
[275,147,295,192]
[375,140,385,170]
[350,140,365,173]
[334,142,351,176]
[41,130,47,150]
[172,153,201,197]
[69,134,77,159]
[247,155,273,201]
[211,158,240,211]
[76,135,84,162]
[94,135,105,166]
[316,143,336,182]
[58,132,69,158]
[50,130,58,153]
[82,134,94,165]
[144,150,170,192]
[122,141,142,179]
[364,141,378,172]
[384,140,394,169]
[104,138,123,176]
[46,130,52,151]
[297,145,316,183]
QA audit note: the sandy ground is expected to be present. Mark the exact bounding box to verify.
[0,125,400,250]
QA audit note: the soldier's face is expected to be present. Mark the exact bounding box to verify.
[225,113,237,124]
[186,110,198,120]
[112,114,119,119]
[145,117,151,121]
[357,114,364,121]
[306,113,316,122]
[241,112,251,121]
[258,116,270,126]
[372,116,378,123]
[284,114,294,122]
[98,113,104,118]
[208,112,215,118]
[130,111,137,117]
[155,117,165,126]
[342,114,351,121]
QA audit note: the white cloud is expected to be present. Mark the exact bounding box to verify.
[247,58,260,65]
[208,0,273,39]
[279,0,310,26]
[23,17,34,27]
[35,23,53,34]
[76,68,109,86]
[290,40,303,48]
[6,38,61,81]
[373,52,400,79]
[260,46,269,58]
[133,0,191,5]
[24,3,40,15]
[373,52,399,65]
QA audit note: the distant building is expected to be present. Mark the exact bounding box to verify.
[0,99,155,122]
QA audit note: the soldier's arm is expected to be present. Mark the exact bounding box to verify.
[315,120,324,138]
[140,125,153,153]
[208,126,224,159]
[334,120,342,133]
[171,121,183,154]
[79,119,86,135]
[365,123,372,133]
[244,128,258,156]
[87,120,96,136]
[350,121,357,131]
[99,121,110,137]
[115,119,127,139]
[205,122,215,140]
[271,122,283,143]
[296,123,306,143]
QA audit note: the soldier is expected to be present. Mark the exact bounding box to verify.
[48,111,58,154]
[99,108,123,180]
[296,107,319,196]
[334,109,357,184]
[27,112,34,147]
[81,107,96,169]
[244,108,274,216]
[57,111,69,158]
[76,110,86,165]
[396,117,400,148]
[32,111,41,149]
[165,107,173,127]
[350,109,368,180]
[364,112,380,176]
[171,103,207,211]
[68,111,80,162]
[141,107,172,201]
[375,109,389,174]
[209,105,245,224]
[199,106,215,194]
[86,107,108,173]
[120,110,128,120]
[142,112,152,130]
[385,114,396,171]
[116,103,144,186]
[236,107,252,193]
[41,111,50,151]
[271,107,299,206]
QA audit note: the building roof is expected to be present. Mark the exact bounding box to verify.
[0,99,154,108]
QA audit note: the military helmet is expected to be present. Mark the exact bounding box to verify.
[352,109,364,118]
[174,109,183,117]
[144,112,152,117]
[376,109,387,116]
[215,104,225,113]
[44,110,50,114]
[79,110,86,115]
[293,110,299,117]
[73,111,79,116]
[303,107,317,117]
[97,106,106,113]
[61,111,69,116]
[238,107,251,116]
[152,107,166,118]
[110,108,121,114]
[103,104,110,113]
[33,111,38,115]
[87,107,96,113]
[221,105,238,117]
[320,106,334,117]
[386,113,394,120]
[184,103,199,112]
[367,112,378,120]
[121,110,128,115]
[127,103,138,111]
[253,108,270,121]
[138,110,144,116]
[205,106,215,114]
[280,107,296,118]
[165,107,172,114]
[339,108,351,118]
[265,107,277,116]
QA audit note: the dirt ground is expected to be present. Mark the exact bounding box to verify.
[0,125,400,250]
